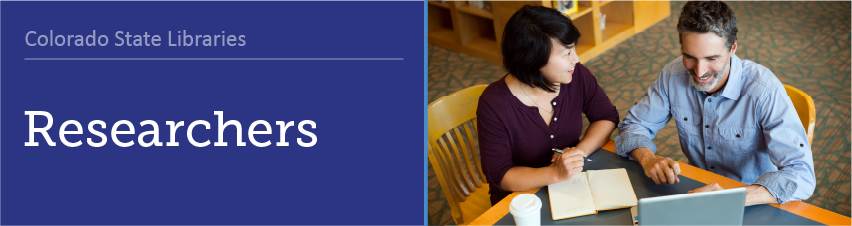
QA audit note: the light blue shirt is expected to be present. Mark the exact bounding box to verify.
[616,54,815,204]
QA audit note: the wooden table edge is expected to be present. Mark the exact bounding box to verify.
[467,140,851,226]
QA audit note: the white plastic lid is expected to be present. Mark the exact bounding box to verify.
[509,194,542,215]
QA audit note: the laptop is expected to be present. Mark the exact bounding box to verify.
[633,187,747,225]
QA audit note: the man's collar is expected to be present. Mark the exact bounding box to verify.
[717,53,742,100]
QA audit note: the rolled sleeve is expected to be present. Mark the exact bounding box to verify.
[615,133,657,158]
[753,172,799,204]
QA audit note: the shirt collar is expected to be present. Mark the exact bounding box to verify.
[717,53,742,100]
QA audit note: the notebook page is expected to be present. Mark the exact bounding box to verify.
[548,172,597,220]
[587,168,638,210]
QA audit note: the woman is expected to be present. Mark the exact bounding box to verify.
[477,5,619,205]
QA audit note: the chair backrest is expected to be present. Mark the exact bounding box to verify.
[783,84,816,145]
[427,84,489,223]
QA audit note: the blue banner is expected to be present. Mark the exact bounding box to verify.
[2,1,424,224]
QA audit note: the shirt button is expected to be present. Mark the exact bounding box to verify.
[710,166,715,169]
[552,102,556,105]
[550,135,554,139]
[684,117,688,121]
[708,98,712,102]
[707,147,712,150]
[800,143,804,147]
[554,117,558,121]
[705,125,709,128]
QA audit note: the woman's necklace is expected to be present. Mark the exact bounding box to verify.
[520,84,557,115]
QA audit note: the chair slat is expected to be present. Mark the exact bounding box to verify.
[427,143,464,222]
[444,131,476,193]
[429,141,455,199]
[453,127,482,188]
[471,119,486,182]
[432,139,463,200]
[473,118,478,133]
[464,122,487,184]
[440,143,468,202]
[436,139,469,202]
[438,136,470,201]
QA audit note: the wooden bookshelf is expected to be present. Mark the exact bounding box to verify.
[427,1,670,66]
[566,4,593,20]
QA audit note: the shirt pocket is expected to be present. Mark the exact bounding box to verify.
[672,106,700,136]
[718,125,759,154]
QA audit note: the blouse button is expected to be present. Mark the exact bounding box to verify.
[552,102,556,105]
[550,135,554,139]
[554,118,558,121]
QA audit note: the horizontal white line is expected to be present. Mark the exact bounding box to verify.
[24,58,403,61]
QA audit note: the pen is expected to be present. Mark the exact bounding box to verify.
[552,148,592,161]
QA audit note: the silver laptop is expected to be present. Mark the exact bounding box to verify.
[636,187,747,225]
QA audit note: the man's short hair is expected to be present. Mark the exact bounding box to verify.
[501,5,581,93]
[677,1,738,49]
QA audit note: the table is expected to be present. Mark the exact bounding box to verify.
[468,140,851,225]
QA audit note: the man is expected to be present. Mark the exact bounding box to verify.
[616,1,815,206]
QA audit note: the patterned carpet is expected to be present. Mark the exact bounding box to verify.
[427,1,851,225]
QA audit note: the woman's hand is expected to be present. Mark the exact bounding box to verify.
[550,147,586,183]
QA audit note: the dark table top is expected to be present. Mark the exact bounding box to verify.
[493,149,823,225]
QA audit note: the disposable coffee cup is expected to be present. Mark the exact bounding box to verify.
[509,194,542,226]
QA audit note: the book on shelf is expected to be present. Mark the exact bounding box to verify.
[553,0,578,15]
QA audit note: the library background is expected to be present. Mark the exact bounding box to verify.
[427,1,851,225]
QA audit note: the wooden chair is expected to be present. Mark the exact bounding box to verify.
[427,84,490,225]
[783,84,816,145]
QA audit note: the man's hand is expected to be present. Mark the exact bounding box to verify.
[550,147,586,183]
[688,182,723,193]
[639,156,681,185]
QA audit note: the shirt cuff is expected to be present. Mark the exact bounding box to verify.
[615,133,657,159]
[487,165,513,195]
[752,172,798,204]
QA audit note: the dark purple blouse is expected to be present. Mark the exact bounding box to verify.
[476,63,619,205]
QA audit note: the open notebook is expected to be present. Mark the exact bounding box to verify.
[547,168,638,220]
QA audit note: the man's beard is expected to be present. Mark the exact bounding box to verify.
[689,57,729,92]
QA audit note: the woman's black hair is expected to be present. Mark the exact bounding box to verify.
[501,5,581,93]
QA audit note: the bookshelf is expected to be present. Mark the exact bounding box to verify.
[427,1,670,66]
